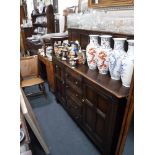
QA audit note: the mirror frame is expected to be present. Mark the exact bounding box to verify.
[88,0,134,8]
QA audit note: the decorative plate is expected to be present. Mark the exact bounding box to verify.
[20,129,25,142]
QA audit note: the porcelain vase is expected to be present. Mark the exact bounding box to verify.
[96,35,112,74]
[86,35,99,70]
[109,38,127,80]
[121,40,134,87]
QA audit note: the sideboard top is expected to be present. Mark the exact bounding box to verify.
[53,56,130,99]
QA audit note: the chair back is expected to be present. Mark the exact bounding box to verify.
[20,55,39,79]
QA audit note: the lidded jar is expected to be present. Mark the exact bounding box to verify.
[96,35,112,74]
[109,38,127,80]
[86,35,99,70]
[121,40,134,87]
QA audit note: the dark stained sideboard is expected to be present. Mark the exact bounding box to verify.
[52,55,130,155]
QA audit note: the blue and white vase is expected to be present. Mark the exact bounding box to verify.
[86,35,99,70]
[96,35,112,74]
[109,38,127,80]
[121,40,134,87]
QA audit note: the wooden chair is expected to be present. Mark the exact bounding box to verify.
[20,55,46,97]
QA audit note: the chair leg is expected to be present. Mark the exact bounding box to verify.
[38,84,42,91]
[41,83,47,98]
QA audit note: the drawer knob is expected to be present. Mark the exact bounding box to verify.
[75,81,78,85]
[75,94,78,97]
[56,65,58,68]
[82,99,85,102]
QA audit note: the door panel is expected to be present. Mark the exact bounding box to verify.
[66,96,82,123]
[83,100,95,132]
[55,77,66,105]
[85,85,96,104]
[95,111,106,143]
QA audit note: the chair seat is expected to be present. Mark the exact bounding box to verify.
[21,77,44,88]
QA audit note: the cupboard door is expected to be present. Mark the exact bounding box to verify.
[83,80,116,154]
[83,84,96,133]
[94,93,112,154]
[54,62,63,81]
[95,109,106,143]
[66,85,82,124]
[53,60,66,106]
[55,77,66,106]
[83,100,96,133]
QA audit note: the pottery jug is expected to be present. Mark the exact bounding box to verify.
[38,0,44,14]
[96,35,112,74]
[86,35,99,70]
[109,38,127,80]
[121,40,134,87]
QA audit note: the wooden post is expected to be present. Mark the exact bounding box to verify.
[115,73,134,155]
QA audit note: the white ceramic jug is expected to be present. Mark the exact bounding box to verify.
[121,40,134,87]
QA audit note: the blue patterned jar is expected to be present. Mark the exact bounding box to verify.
[109,38,127,80]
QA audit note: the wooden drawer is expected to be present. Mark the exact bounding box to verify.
[65,67,82,94]
[65,67,82,81]
[65,85,83,105]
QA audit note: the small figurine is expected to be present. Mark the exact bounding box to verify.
[70,41,79,57]
[77,49,86,64]
[61,49,68,61]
